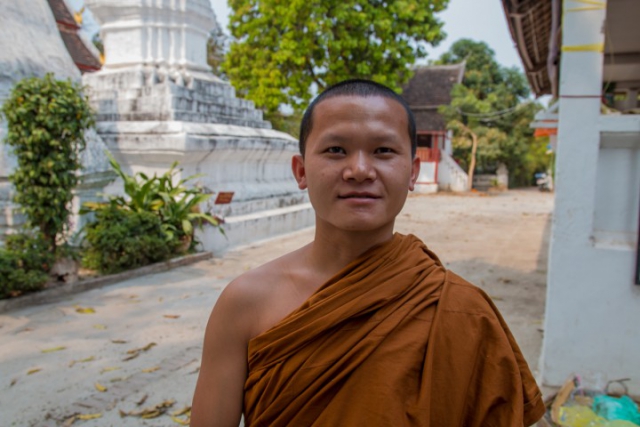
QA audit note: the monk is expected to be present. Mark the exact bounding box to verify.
[191,79,546,426]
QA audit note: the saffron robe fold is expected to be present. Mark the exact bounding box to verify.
[244,233,545,426]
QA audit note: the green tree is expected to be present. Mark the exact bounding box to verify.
[1,73,94,252]
[437,39,546,188]
[224,0,449,114]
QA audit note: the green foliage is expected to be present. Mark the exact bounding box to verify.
[264,111,304,137]
[81,153,223,254]
[82,205,173,274]
[1,73,94,250]
[0,232,54,299]
[437,39,549,187]
[224,0,449,114]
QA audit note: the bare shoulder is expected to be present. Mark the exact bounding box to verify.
[213,245,311,339]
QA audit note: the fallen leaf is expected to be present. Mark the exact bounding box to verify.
[489,295,504,301]
[95,382,107,392]
[163,315,180,319]
[111,339,128,344]
[10,378,17,386]
[42,346,66,353]
[172,415,190,425]
[109,376,129,383]
[75,306,95,314]
[188,367,200,375]
[100,366,120,373]
[123,342,156,361]
[142,366,160,373]
[136,394,148,406]
[18,327,34,333]
[69,356,96,367]
[93,324,107,330]
[172,406,191,416]
[62,416,76,427]
[27,368,42,375]
[120,399,175,418]
[77,413,102,420]
[122,352,139,361]
[128,294,138,299]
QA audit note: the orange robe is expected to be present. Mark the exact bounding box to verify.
[244,233,545,426]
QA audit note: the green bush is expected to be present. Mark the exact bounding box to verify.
[82,152,223,252]
[1,73,94,253]
[0,232,54,299]
[82,205,173,274]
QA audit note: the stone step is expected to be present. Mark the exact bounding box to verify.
[89,96,264,122]
[94,112,270,128]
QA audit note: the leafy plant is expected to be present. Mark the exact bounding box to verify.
[0,232,54,299]
[1,73,94,252]
[82,152,223,252]
[82,205,173,274]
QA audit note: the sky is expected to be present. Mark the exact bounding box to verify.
[208,0,525,71]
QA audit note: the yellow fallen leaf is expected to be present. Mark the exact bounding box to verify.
[100,366,120,373]
[27,368,41,375]
[109,376,129,382]
[77,413,102,420]
[62,416,76,427]
[163,315,180,319]
[111,339,128,344]
[75,306,95,314]
[95,382,107,392]
[93,324,107,330]
[172,415,190,425]
[172,406,191,416]
[42,346,66,353]
[69,356,96,367]
[120,399,175,418]
[142,366,160,373]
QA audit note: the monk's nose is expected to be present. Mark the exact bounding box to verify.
[343,152,376,182]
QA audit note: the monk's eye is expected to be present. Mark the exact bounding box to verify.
[375,147,395,155]
[326,146,346,154]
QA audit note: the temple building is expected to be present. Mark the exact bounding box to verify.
[47,0,102,73]
[402,64,469,192]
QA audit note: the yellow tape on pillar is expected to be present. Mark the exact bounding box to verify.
[570,0,605,6]
[561,43,604,52]
[566,6,606,11]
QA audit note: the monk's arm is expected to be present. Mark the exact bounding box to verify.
[191,282,253,427]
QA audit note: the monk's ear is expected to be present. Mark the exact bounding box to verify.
[408,156,421,191]
[292,154,308,190]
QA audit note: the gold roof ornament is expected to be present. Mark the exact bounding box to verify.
[73,6,85,26]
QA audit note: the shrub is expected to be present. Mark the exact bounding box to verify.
[1,73,94,253]
[82,205,173,274]
[0,232,54,299]
[82,152,223,252]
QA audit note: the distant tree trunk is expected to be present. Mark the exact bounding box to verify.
[460,123,479,191]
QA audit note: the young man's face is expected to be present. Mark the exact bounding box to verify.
[292,95,420,234]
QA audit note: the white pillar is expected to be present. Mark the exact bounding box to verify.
[540,0,608,389]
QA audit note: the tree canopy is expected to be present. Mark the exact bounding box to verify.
[223,0,449,114]
[437,39,549,187]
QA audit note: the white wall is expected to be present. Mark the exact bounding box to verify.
[540,0,640,395]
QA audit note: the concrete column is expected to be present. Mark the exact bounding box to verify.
[540,0,608,387]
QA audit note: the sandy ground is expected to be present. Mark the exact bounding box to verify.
[0,189,553,426]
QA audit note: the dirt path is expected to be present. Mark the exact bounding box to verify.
[0,189,553,426]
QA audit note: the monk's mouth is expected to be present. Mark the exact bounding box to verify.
[338,194,380,199]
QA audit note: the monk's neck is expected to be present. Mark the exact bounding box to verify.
[308,226,395,275]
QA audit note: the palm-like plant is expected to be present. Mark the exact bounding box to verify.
[82,152,224,252]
